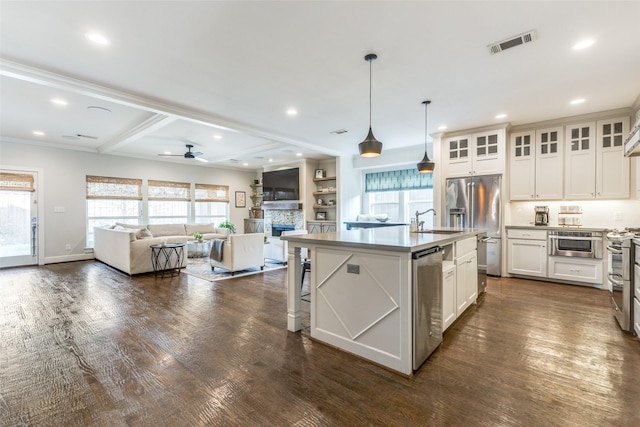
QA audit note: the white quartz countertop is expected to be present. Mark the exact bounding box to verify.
[281,227,486,253]
[506,225,611,232]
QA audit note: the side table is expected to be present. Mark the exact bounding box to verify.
[150,243,185,277]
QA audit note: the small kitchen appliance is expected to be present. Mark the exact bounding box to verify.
[534,206,549,226]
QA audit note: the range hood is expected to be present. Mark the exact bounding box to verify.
[624,117,640,157]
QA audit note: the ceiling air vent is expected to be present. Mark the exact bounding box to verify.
[488,30,537,55]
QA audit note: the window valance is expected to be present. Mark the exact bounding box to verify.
[0,172,35,192]
[148,180,190,201]
[86,175,142,200]
[195,184,229,202]
[365,168,433,193]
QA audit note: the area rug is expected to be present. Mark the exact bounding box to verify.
[184,258,287,282]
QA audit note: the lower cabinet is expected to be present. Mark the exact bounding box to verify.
[244,219,264,234]
[307,221,336,233]
[507,229,547,278]
[547,256,603,285]
[456,250,478,316]
[442,263,457,331]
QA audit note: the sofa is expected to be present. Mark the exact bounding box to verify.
[264,230,308,263]
[94,223,230,275]
[209,233,265,275]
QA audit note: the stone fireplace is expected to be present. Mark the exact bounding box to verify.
[264,209,304,236]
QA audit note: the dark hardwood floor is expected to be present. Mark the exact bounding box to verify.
[0,260,638,426]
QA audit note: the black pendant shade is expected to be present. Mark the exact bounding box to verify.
[359,53,383,158]
[417,100,435,173]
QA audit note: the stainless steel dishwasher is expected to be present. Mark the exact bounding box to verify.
[412,246,443,370]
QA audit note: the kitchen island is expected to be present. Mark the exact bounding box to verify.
[281,227,485,375]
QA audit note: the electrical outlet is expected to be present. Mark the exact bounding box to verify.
[65,243,71,251]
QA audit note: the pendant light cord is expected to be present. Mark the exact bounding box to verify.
[369,58,373,128]
[424,101,428,153]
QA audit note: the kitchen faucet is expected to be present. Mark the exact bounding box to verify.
[415,209,436,231]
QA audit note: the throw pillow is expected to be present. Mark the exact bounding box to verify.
[136,228,153,239]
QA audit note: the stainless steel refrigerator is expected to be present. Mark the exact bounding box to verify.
[445,174,501,277]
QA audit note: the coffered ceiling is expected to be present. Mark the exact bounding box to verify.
[1,1,639,170]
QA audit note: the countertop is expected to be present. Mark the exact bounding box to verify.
[506,225,612,233]
[281,226,486,253]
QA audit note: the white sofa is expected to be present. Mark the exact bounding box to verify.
[209,233,265,275]
[94,223,230,275]
[264,230,308,263]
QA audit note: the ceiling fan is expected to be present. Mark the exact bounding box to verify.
[158,144,208,162]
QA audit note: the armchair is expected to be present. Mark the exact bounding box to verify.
[264,230,308,263]
[209,233,265,275]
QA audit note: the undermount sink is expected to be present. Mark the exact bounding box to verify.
[413,229,461,234]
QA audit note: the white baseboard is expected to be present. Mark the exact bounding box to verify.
[44,253,95,265]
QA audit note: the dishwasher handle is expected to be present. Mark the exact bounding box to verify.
[412,246,442,259]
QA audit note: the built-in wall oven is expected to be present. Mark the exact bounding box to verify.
[606,230,635,333]
[548,231,603,259]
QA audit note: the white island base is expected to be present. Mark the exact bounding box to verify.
[284,228,482,376]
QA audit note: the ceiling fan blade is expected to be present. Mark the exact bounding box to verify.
[158,154,184,157]
[192,151,203,156]
[195,157,209,163]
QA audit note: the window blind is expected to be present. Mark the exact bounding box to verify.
[195,184,229,202]
[0,172,35,192]
[365,168,433,193]
[86,175,142,200]
[148,180,190,201]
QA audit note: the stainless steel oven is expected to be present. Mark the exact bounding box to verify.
[548,230,603,259]
[606,231,634,333]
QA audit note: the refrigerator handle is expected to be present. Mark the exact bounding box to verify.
[469,182,475,229]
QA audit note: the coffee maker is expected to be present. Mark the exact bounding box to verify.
[534,206,549,226]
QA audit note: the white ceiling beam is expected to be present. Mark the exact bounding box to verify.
[0,59,344,157]
[98,114,177,153]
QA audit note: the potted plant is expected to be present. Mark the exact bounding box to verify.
[218,220,236,234]
[192,232,204,242]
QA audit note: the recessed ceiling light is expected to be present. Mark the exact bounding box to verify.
[296,153,302,157]
[51,98,68,106]
[164,151,171,155]
[438,125,447,131]
[213,134,222,140]
[286,109,298,116]
[32,130,44,136]
[573,39,595,50]
[495,113,507,119]
[269,158,273,162]
[570,98,586,105]
[86,32,110,45]
[243,163,249,167]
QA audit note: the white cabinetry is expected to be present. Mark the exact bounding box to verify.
[455,237,478,316]
[442,262,457,331]
[444,129,505,178]
[535,127,564,200]
[510,128,564,200]
[507,229,547,278]
[565,118,629,199]
[596,117,630,199]
[547,256,603,285]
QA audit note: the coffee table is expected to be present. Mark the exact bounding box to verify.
[187,239,212,258]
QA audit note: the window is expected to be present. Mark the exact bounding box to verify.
[365,168,434,227]
[86,175,142,246]
[148,180,190,224]
[194,183,229,225]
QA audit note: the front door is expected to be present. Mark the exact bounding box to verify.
[0,170,39,268]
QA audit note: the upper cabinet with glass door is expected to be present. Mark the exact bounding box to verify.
[564,117,629,199]
[443,128,506,178]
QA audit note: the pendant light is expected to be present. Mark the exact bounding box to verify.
[417,100,435,173]
[358,53,383,157]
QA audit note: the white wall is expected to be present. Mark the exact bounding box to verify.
[1,141,256,264]
[508,199,640,229]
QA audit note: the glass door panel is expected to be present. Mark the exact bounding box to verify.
[0,171,38,268]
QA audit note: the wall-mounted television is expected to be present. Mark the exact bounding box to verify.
[262,167,300,202]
